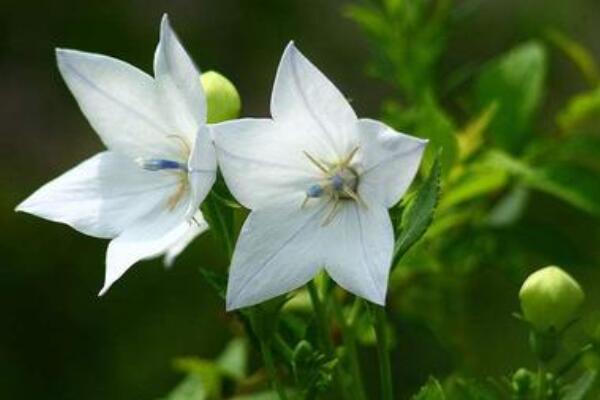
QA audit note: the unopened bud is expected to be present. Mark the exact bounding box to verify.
[519,266,584,332]
[200,70,241,123]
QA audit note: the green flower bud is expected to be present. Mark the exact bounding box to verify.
[512,368,533,395]
[200,70,241,123]
[519,266,584,332]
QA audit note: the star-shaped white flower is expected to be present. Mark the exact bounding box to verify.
[213,42,427,310]
[16,15,216,294]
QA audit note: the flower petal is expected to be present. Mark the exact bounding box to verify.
[164,211,209,268]
[226,199,326,310]
[270,42,358,159]
[101,203,203,295]
[154,14,206,138]
[323,202,394,305]
[357,119,427,208]
[212,118,318,210]
[16,151,180,239]
[56,49,181,159]
[187,125,217,218]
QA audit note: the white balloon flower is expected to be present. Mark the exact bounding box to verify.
[16,15,216,294]
[213,42,427,310]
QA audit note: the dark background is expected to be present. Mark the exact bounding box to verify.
[1,0,599,399]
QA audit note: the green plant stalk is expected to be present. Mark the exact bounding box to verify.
[307,281,335,357]
[259,339,288,400]
[536,362,547,400]
[206,193,234,258]
[556,343,595,377]
[331,297,367,400]
[374,305,393,400]
[306,280,351,399]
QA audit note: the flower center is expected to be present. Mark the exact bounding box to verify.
[302,147,365,225]
[135,135,192,210]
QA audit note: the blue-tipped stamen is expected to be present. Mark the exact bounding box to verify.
[307,184,324,198]
[301,147,365,224]
[330,174,345,191]
[138,158,187,172]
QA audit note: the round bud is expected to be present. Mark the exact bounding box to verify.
[200,70,241,123]
[512,368,533,395]
[519,266,584,332]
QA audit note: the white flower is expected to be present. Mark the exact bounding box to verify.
[16,15,216,295]
[213,42,427,310]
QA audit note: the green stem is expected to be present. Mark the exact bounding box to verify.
[374,305,393,400]
[536,362,547,400]
[307,281,335,357]
[331,297,367,400]
[206,193,234,258]
[556,343,595,377]
[274,334,294,363]
[260,339,288,400]
[307,280,352,399]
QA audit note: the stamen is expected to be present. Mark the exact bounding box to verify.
[306,184,324,198]
[330,174,345,191]
[301,147,367,219]
[137,158,187,172]
[303,151,329,173]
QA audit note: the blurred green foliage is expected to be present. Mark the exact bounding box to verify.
[2,0,600,399]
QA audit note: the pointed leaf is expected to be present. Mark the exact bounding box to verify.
[393,154,441,266]
[476,41,547,152]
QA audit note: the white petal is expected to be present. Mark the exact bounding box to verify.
[101,200,202,295]
[56,49,181,159]
[323,203,394,305]
[187,125,217,218]
[226,198,326,310]
[357,119,427,208]
[164,211,208,268]
[270,42,358,159]
[225,198,394,309]
[212,118,318,210]
[154,14,206,137]
[16,152,180,238]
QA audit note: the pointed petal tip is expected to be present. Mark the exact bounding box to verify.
[160,13,171,30]
[97,285,109,297]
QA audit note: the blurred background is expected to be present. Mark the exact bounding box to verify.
[1,0,599,399]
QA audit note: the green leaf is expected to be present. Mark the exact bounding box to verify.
[232,390,296,400]
[486,151,600,216]
[557,86,600,131]
[291,340,337,394]
[393,154,441,265]
[412,377,446,400]
[476,41,547,152]
[414,95,458,176]
[439,161,509,211]
[173,358,221,399]
[161,375,207,400]
[445,377,501,400]
[562,370,598,400]
[199,268,227,300]
[546,29,600,86]
[457,103,498,160]
[217,338,248,381]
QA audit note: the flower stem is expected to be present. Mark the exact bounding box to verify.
[307,280,335,357]
[331,297,367,400]
[259,339,288,400]
[374,305,393,400]
[307,280,351,399]
[556,343,594,377]
[536,362,547,400]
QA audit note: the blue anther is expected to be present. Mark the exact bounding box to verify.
[331,174,344,191]
[141,159,185,171]
[306,184,324,198]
